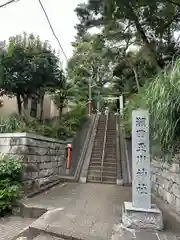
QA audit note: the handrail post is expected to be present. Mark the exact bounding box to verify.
[100,113,109,182]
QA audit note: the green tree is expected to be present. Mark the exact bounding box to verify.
[68,33,113,110]
[0,33,64,116]
[75,0,180,70]
[52,79,80,119]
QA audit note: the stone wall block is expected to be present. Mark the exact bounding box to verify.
[0,138,11,146]
[39,169,53,177]
[10,137,26,146]
[161,170,171,181]
[0,145,11,154]
[0,133,67,193]
[157,186,164,198]
[170,163,180,173]
[175,197,180,212]
[164,190,176,205]
[163,179,173,193]
[152,158,180,215]
[172,183,180,198]
[24,163,39,173]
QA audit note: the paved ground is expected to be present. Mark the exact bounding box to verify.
[22,182,180,240]
[0,216,34,240]
[24,183,131,240]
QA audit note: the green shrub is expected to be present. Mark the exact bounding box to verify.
[0,103,87,140]
[123,89,147,137]
[123,59,180,155]
[145,60,180,152]
[0,154,22,216]
[0,113,26,133]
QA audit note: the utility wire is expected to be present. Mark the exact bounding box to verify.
[38,0,68,63]
[0,0,18,8]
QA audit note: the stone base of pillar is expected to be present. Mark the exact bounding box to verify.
[122,201,163,230]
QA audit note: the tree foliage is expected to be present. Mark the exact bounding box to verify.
[74,0,180,95]
[0,33,64,115]
[68,33,114,110]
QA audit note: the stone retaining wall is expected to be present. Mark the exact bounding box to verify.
[151,158,180,213]
[0,133,67,193]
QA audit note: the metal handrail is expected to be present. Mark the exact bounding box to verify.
[100,113,109,182]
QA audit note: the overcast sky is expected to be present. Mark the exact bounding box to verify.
[0,0,86,67]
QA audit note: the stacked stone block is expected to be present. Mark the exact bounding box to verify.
[0,133,67,193]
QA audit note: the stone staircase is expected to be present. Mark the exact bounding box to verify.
[102,114,117,184]
[87,114,117,184]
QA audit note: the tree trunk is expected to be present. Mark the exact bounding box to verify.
[125,2,162,70]
[132,67,140,92]
[30,97,38,118]
[59,104,63,119]
[16,93,22,115]
[22,95,29,117]
[125,56,140,92]
[39,89,45,122]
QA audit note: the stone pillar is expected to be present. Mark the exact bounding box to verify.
[122,109,163,230]
[119,95,123,116]
[132,110,150,209]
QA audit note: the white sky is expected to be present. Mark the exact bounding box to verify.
[0,0,86,67]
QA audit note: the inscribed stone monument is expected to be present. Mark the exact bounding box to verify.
[122,109,163,230]
[132,110,150,209]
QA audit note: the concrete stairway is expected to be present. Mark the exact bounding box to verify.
[87,115,105,183]
[87,114,117,184]
[102,114,117,184]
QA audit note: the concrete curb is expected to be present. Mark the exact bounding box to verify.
[116,114,123,186]
[79,114,100,184]
[26,180,63,198]
[119,124,132,185]
[13,204,104,240]
[76,114,96,182]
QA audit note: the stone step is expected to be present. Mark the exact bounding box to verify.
[104,155,117,158]
[91,154,103,158]
[104,154,116,157]
[88,165,101,170]
[87,171,101,178]
[103,158,117,162]
[33,233,62,239]
[91,152,103,155]
[90,158,101,162]
[90,158,102,161]
[90,158,117,162]
[88,170,117,177]
[87,179,116,184]
[87,174,116,181]
[92,145,104,149]
[105,145,116,147]
[94,136,104,138]
[89,161,101,166]
[87,176,116,184]
[89,166,117,171]
[90,160,117,165]
[91,149,103,152]
[93,139,104,143]
[87,172,116,180]
[103,162,117,165]
[103,162,117,166]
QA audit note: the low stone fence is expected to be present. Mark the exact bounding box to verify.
[151,158,180,213]
[0,133,67,194]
